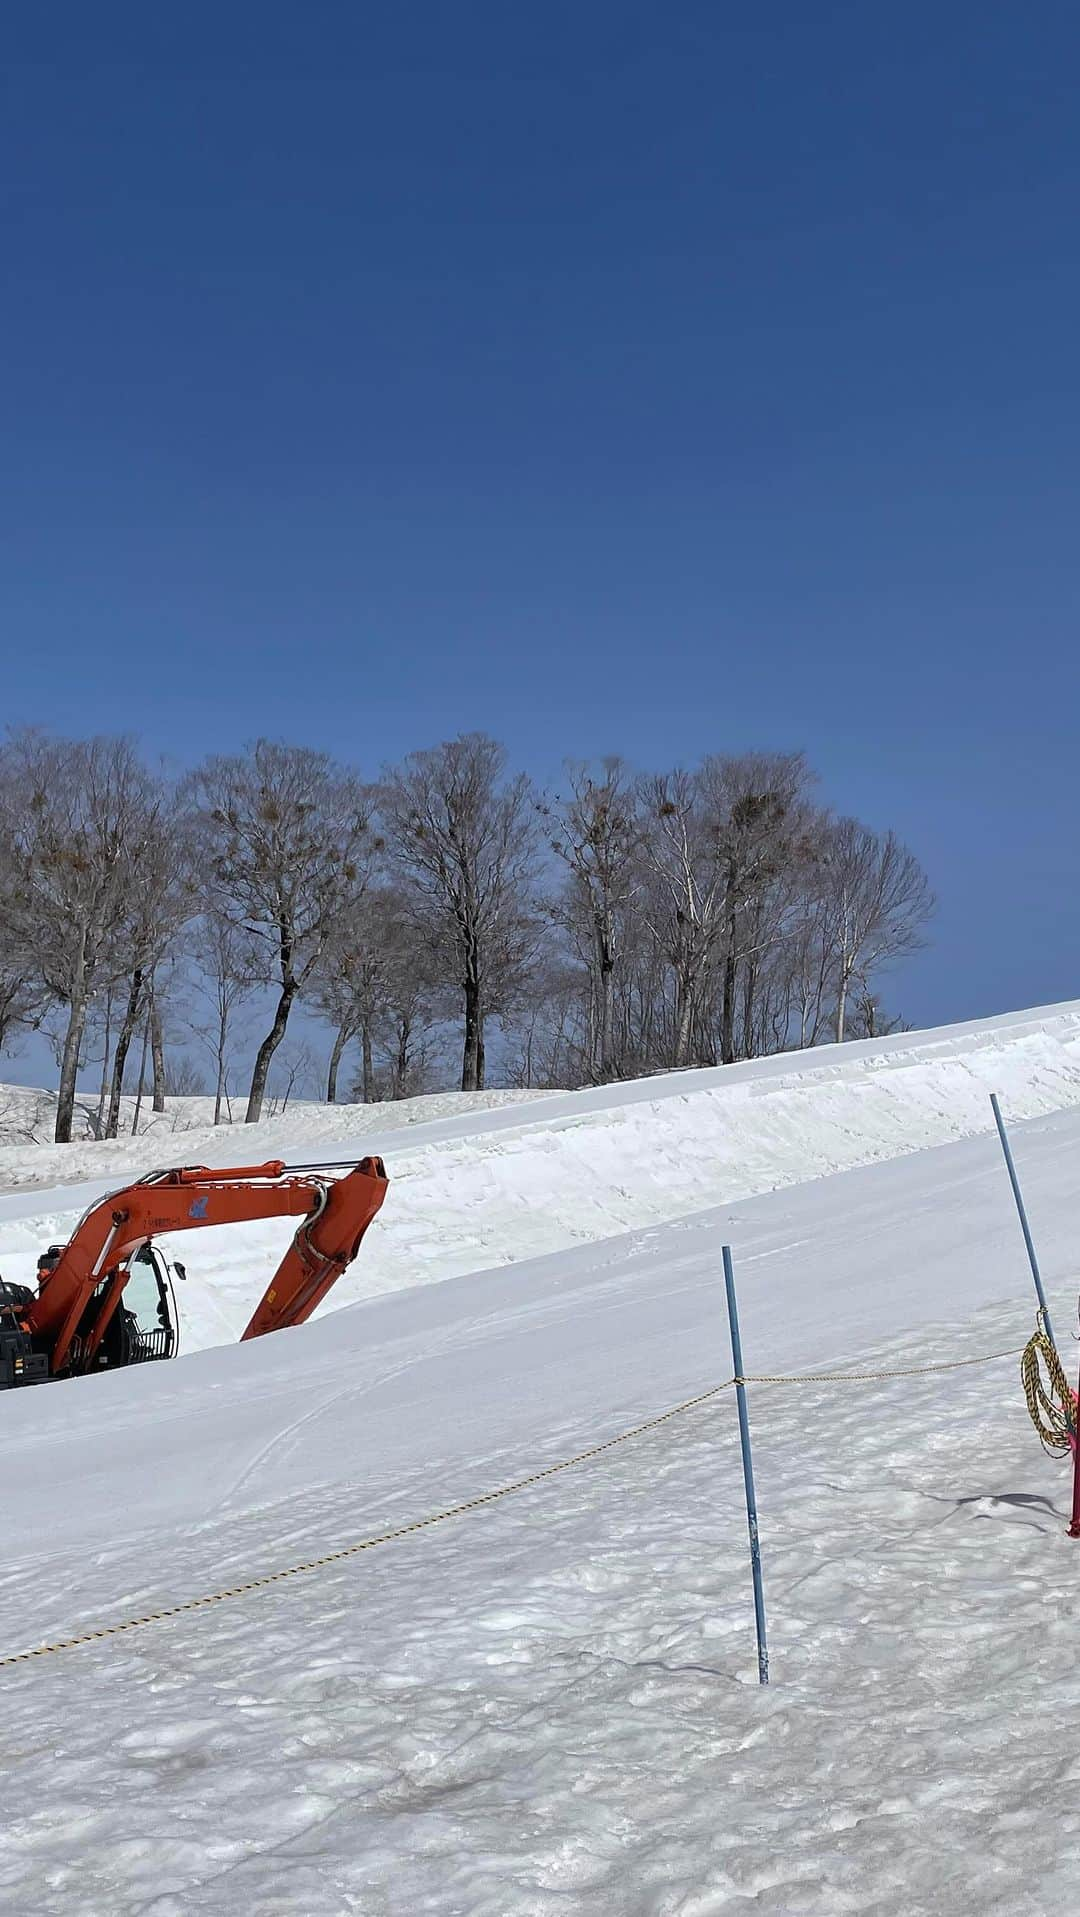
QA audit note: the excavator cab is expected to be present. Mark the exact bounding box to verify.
[107,1244,180,1368]
[22,1241,180,1377]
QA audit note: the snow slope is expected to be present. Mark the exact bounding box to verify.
[3,998,1080,1352]
[4,1003,1080,1913]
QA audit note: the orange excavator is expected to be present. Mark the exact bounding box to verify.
[0,1156,388,1390]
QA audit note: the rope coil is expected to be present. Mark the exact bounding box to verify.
[1020,1313,1077,1455]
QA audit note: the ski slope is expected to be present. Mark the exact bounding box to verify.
[4,1004,1080,1913]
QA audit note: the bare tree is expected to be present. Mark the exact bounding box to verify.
[265,1040,317,1116]
[822,819,934,1042]
[191,742,373,1122]
[0,724,939,1125]
[372,891,444,1099]
[637,767,729,1068]
[187,915,258,1124]
[382,965,438,1098]
[0,965,44,1056]
[546,759,642,1081]
[311,895,386,1103]
[0,810,39,1053]
[697,753,812,1064]
[503,956,586,1089]
[313,884,448,1102]
[540,753,931,1074]
[104,790,195,1138]
[164,1055,210,1097]
[844,986,910,1041]
[321,987,362,1103]
[0,821,46,1055]
[381,735,540,1091]
[0,732,158,1142]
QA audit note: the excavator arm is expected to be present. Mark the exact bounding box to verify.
[21,1156,388,1379]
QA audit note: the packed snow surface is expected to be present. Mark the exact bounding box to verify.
[4,1002,1080,1912]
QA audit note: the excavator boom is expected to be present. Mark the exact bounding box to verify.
[1,1156,388,1386]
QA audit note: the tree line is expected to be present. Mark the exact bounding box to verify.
[0,730,934,1143]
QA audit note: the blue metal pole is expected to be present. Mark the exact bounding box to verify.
[990,1092,1056,1351]
[722,1243,769,1687]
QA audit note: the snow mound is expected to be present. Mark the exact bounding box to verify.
[0,1085,553,1192]
[5,999,1080,1352]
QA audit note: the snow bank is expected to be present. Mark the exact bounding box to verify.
[6,1007,1080,1913]
[0,1085,553,1191]
[3,999,1080,1352]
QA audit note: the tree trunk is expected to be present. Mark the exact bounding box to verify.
[131,1009,151,1134]
[327,1022,350,1103]
[835,969,849,1044]
[214,1001,227,1126]
[720,941,738,1065]
[834,891,852,1044]
[55,987,90,1145]
[246,981,296,1122]
[361,1016,374,1101]
[150,997,166,1111]
[671,981,698,1073]
[106,967,144,1139]
[718,861,739,1066]
[94,991,114,1139]
[740,956,758,1062]
[394,1014,411,1098]
[597,932,615,1079]
[585,975,598,1080]
[461,975,482,1091]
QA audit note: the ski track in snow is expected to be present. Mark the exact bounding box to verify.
[4,1006,1080,1911]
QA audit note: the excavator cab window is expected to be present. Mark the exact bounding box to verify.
[113,1246,178,1366]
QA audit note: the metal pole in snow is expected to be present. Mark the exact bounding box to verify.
[722,1243,769,1687]
[990,1093,1057,1351]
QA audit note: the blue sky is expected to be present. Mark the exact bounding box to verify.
[3,1,1079,1070]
